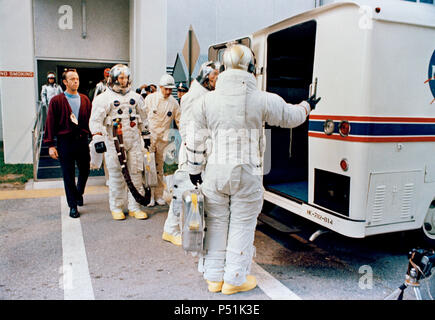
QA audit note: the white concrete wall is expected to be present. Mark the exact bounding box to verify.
[34,0,130,62]
[0,0,36,163]
[129,0,167,89]
[0,91,3,141]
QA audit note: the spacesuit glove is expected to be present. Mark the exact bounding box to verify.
[189,173,203,186]
[307,94,321,111]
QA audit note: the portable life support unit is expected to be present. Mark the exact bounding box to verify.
[181,187,205,255]
[208,0,435,243]
[143,150,158,188]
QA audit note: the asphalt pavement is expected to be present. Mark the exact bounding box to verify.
[1,177,434,302]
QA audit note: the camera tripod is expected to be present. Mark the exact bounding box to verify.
[385,267,424,300]
[385,248,435,300]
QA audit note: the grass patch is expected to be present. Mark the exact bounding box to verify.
[0,143,33,184]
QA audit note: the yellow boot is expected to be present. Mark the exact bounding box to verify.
[111,210,126,220]
[221,275,257,295]
[128,210,148,220]
[162,232,182,246]
[206,280,224,293]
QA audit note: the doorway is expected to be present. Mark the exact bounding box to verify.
[37,60,122,101]
[263,20,317,203]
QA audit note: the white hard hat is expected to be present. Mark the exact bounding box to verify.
[222,44,256,74]
[159,74,176,89]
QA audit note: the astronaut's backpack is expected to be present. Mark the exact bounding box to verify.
[143,150,158,188]
[181,188,205,255]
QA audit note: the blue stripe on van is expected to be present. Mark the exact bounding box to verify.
[308,121,435,136]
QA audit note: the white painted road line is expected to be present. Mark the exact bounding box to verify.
[251,262,302,300]
[60,196,95,300]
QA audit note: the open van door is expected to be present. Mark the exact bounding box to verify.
[208,37,251,62]
[263,20,317,203]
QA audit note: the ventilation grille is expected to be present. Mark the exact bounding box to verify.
[400,183,414,220]
[372,185,386,223]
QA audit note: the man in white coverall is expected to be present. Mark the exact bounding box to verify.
[162,61,220,246]
[144,74,181,207]
[41,72,63,121]
[186,44,321,294]
[89,64,149,221]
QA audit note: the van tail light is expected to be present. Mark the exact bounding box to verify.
[324,119,334,135]
[340,159,349,172]
[339,120,350,137]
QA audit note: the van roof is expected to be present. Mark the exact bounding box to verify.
[252,0,435,37]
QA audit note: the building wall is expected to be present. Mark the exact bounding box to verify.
[166,0,434,67]
[129,0,167,89]
[34,0,130,62]
[0,91,2,141]
[0,0,37,163]
[166,0,316,65]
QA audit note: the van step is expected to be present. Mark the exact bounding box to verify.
[258,213,300,234]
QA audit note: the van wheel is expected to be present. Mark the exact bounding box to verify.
[422,201,435,247]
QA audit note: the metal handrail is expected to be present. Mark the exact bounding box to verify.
[32,101,46,181]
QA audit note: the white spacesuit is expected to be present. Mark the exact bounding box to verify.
[89,64,149,221]
[143,74,181,207]
[186,44,320,294]
[93,68,110,101]
[162,62,219,246]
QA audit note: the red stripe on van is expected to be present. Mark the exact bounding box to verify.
[309,115,435,123]
[308,132,435,142]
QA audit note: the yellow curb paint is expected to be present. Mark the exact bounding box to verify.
[0,186,108,200]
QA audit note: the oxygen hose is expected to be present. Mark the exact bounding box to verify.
[112,122,149,207]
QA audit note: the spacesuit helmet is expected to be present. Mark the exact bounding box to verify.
[47,72,56,83]
[196,61,220,89]
[222,44,256,74]
[108,64,131,87]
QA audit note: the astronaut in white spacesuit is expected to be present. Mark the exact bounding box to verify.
[41,72,63,122]
[93,68,111,101]
[89,64,149,221]
[162,61,220,246]
[186,44,321,294]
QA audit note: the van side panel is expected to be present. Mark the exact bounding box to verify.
[364,20,435,234]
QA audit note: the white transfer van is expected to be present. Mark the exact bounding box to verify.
[208,0,435,244]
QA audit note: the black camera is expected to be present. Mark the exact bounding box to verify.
[408,248,435,279]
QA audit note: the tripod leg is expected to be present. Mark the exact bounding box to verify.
[413,287,423,300]
[384,284,406,300]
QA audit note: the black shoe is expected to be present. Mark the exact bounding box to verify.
[69,207,80,218]
[77,196,84,207]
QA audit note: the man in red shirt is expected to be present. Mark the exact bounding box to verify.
[44,69,92,218]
